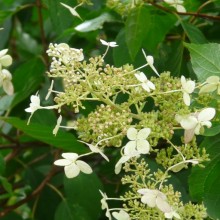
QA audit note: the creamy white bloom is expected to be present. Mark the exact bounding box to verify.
[100,190,112,220]
[135,72,155,92]
[142,49,160,77]
[181,75,195,106]
[25,93,60,124]
[170,159,199,172]
[60,2,82,20]
[78,140,109,161]
[164,209,181,219]
[138,188,171,213]
[0,49,12,69]
[112,210,130,220]
[126,127,151,154]
[176,108,216,143]
[54,153,92,178]
[0,69,14,95]
[164,0,186,13]
[199,76,220,95]
[25,94,41,113]
[100,39,118,47]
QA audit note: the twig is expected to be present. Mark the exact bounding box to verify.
[148,1,220,21]
[0,166,58,218]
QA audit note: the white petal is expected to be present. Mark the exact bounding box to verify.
[137,188,151,195]
[54,159,71,166]
[156,196,171,213]
[115,156,130,174]
[127,127,138,140]
[180,116,197,130]
[181,75,186,86]
[137,128,151,139]
[112,210,130,220]
[194,124,201,135]
[184,128,195,143]
[30,95,40,105]
[136,140,150,154]
[185,80,195,93]
[60,2,82,19]
[146,55,154,65]
[142,83,150,92]
[147,80,156,90]
[53,115,62,136]
[124,142,138,156]
[64,163,80,178]
[198,108,216,122]
[109,41,118,47]
[3,80,14,95]
[115,161,122,174]
[176,4,186,13]
[0,49,8,57]
[100,39,108,46]
[135,72,147,83]
[78,140,109,161]
[141,194,156,207]
[170,163,186,172]
[62,152,78,160]
[0,55,12,67]
[199,84,217,93]
[201,121,212,128]
[76,160,93,174]
[183,92,191,106]
[206,76,219,83]
[45,80,54,100]
[25,107,33,113]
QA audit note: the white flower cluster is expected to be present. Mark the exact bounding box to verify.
[24,38,219,220]
[46,43,84,72]
[0,49,13,95]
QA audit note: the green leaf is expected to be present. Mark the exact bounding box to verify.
[125,7,150,60]
[11,58,45,108]
[1,117,86,153]
[75,12,115,32]
[34,186,60,220]
[0,10,13,24]
[203,122,220,136]
[142,10,176,53]
[181,21,207,44]
[55,200,90,220]
[160,40,184,77]
[184,43,220,81]
[64,173,103,220]
[15,23,42,56]
[189,135,220,219]
[44,0,76,34]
